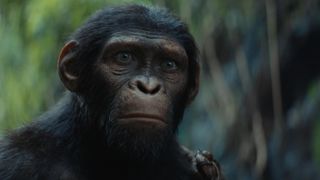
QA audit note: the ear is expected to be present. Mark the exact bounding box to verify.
[186,63,200,105]
[58,40,80,92]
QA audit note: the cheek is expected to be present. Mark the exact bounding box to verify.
[81,71,124,114]
[166,76,188,100]
[165,79,189,118]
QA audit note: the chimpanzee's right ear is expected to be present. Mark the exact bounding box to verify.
[57,40,80,92]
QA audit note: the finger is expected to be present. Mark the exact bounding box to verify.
[201,150,214,161]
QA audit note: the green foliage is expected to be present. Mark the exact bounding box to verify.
[314,116,320,165]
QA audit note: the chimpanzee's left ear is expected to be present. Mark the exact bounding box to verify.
[186,63,200,105]
[57,40,80,92]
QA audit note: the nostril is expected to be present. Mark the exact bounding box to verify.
[136,80,161,95]
[137,81,149,94]
[150,84,161,95]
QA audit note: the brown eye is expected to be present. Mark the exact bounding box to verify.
[114,52,133,65]
[161,59,178,71]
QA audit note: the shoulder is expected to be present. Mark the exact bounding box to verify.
[0,127,59,180]
[0,139,79,180]
[0,136,38,179]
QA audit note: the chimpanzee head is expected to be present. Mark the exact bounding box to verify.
[57,4,199,159]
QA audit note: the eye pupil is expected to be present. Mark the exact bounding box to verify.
[121,53,129,60]
[167,61,174,67]
[162,59,177,71]
[115,52,132,64]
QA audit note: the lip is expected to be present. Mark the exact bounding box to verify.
[118,113,166,124]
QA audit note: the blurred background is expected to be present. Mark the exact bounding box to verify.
[0,0,320,179]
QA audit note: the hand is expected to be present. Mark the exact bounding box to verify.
[181,146,223,180]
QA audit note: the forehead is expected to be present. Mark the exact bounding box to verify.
[104,31,187,55]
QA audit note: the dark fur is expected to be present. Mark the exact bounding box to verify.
[0,5,199,180]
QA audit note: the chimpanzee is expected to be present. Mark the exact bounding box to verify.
[0,4,222,180]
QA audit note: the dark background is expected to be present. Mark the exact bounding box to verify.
[0,0,320,179]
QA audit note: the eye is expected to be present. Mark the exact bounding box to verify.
[161,59,178,72]
[114,52,133,65]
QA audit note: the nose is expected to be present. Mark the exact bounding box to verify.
[130,76,162,95]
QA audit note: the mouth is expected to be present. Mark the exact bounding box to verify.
[118,113,166,125]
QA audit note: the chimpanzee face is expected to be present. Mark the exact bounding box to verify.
[95,31,189,131]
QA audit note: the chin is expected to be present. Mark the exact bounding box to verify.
[104,119,174,161]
